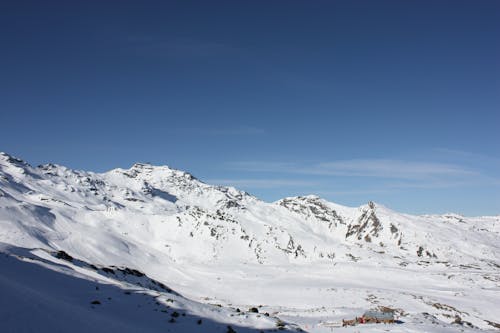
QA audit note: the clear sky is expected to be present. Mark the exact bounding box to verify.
[1,1,499,215]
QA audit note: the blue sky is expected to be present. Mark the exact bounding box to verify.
[1,1,499,215]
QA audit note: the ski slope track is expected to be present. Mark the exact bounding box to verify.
[0,152,499,332]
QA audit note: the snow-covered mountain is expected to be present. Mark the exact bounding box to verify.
[1,152,499,332]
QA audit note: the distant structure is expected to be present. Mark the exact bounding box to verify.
[362,308,395,323]
[342,307,395,326]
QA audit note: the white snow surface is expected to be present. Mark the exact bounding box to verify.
[0,152,499,332]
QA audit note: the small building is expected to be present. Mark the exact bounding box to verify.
[342,307,397,326]
[362,309,395,323]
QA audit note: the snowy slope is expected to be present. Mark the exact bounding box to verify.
[0,152,499,332]
[0,243,297,333]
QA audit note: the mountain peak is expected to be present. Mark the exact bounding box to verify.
[128,162,197,179]
[278,194,322,203]
[0,152,29,167]
[131,162,156,169]
[302,194,321,200]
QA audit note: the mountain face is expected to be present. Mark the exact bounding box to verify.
[1,151,497,267]
[1,152,499,333]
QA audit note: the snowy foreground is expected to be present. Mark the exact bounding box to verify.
[0,152,499,332]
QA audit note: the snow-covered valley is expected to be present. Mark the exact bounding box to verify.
[1,152,499,332]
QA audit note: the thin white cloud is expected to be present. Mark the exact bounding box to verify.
[228,161,294,172]
[208,178,317,189]
[385,180,478,189]
[306,159,476,179]
[224,158,500,193]
[315,189,392,196]
[433,147,500,165]
[229,159,476,180]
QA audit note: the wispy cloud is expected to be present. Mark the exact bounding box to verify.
[305,159,476,179]
[228,161,294,172]
[229,159,476,180]
[433,147,500,165]
[208,178,317,189]
[315,189,392,196]
[228,158,500,192]
[383,180,473,190]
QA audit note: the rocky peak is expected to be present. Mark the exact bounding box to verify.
[278,195,345,227]
[346,202,383,242]
[125,163,198,182]
[37,163,74,177]
[0,152,30,167]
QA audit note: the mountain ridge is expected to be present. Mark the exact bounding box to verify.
[3,151,497,217]
[1,151,499,332]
